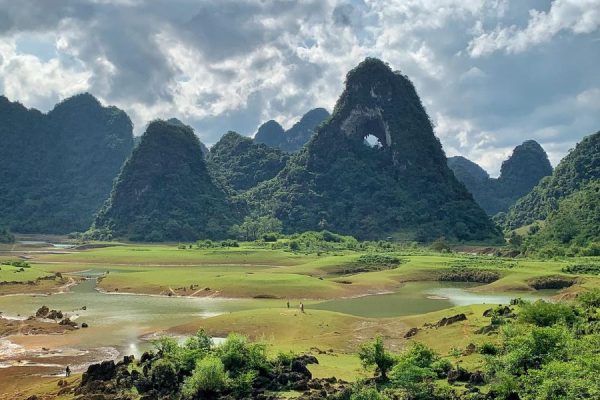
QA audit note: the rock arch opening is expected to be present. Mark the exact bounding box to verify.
[340,109,391,149]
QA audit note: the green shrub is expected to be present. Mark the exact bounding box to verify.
[229,370,256,397]
[577,288,600,309]
[562,263,600,275]
[217,334,269,375]
[150,359,178,393]
[182,355,227,398]
[350,387,388,400]
[518,301,577,327]
[480,342,499,355]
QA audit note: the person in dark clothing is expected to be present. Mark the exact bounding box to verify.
[287,301,290,309]
[66,365,71,377]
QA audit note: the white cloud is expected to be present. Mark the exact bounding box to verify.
[0,0,597,174]
[468,0,600,57]
[0,36,90,109]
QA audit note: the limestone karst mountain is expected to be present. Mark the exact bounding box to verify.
[207,131,290,192]
[92,120,238,241]
[248,58,501,241]
[502,131,600,230]
[254,108,330,152]
[448,140,552,215]
[0,93,134,233]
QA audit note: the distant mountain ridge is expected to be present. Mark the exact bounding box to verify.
[0,93,134,233]
[207,131,290,193]
[448,140,552,215]
[247,58,501,241]
[502,131,600,230]
[254,108,329,152]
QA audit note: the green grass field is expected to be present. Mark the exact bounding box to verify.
[3,240,600,398]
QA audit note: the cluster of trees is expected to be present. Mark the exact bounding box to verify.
[144,332,273,399]
[0,226,14,243]
[448,140,552,216]
[348,291,600,399]
[206,131,290,193]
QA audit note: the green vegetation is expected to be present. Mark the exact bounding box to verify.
[254,108,330,152]
[524,181,600,256]
[563,263,600,275]
[448,140,552,215]
[229,215,282,241]
[91,120,240,241]
[0,93,133,233]
[207,131,289,192]
[502,131,600,230]
[247,58,501,242]
[0,226,14,243]
[79,293,599,399]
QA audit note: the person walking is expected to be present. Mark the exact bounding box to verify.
[65,365,71,377]
[300,303,304,313]
[287,301,290,309]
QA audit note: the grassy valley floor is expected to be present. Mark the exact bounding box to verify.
[1,239,599,399]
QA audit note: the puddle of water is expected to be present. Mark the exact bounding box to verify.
[310,282,556,318]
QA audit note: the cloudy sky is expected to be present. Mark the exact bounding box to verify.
[0,0,598,175]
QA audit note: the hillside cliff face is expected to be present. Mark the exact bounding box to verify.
[254,108,329,152]
[92,120,237,241]
[248,58,501,241]
[207,131,290,192]
[0,93,134,233]
[448,140,552,215]
[503,131,600,229]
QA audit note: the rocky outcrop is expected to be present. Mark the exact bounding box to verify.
[434,313,467,328]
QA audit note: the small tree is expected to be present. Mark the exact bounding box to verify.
[430,237,450,253]
[358,336,395,380]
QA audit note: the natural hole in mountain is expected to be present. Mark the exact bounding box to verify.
[364,134,383,148]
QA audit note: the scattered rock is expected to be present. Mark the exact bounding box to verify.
[434,313,467,328]
[469,371,485,385]
[81,322,89,328]
[464,343,477,355]
[59,318,77,327]
[81,360,117,386]
[447,367,471,383]
[404,327,419,338]
[35,305,49,318]
[475,325,498,335]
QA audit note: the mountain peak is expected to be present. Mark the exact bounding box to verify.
[93,119,236,241]
[499,139,552,187]
[248,59,500,242]
[50,92,102,113]
[254,119,285,148]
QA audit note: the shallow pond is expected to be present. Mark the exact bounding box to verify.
[310,281,557,318]
[0,277,556,374]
